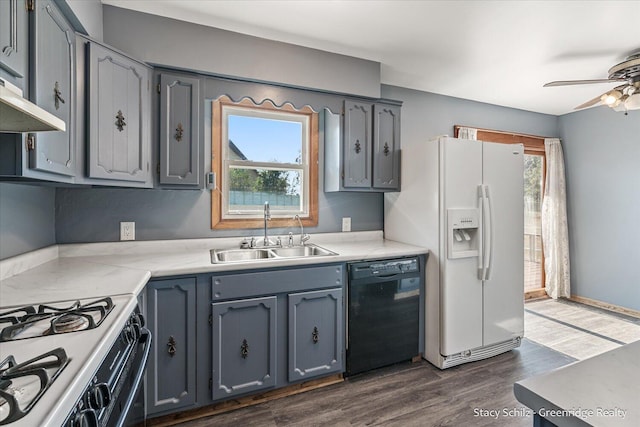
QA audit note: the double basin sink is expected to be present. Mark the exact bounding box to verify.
[211,244,337,264]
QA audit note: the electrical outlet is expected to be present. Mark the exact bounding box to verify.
[342,217,351,232]
[120,222,135,241]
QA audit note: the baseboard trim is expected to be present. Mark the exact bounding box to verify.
[147,374,344,426]
[525,289,547,301]
[569,295,640,319]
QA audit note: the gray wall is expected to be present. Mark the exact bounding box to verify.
[62,0,104,40]
[381,85,559,139]
[55,187,382,243]
[558,108,640,311]
[102,5,380,99]
[55,85,558,244]
[0,183,56,259]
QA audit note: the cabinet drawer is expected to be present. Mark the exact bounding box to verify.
[211,264,344,300]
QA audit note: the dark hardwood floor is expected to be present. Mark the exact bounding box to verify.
[177,339,575,427]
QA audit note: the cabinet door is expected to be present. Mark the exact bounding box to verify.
[28,0,75,177]
[0,0,28,84]
[211,296,277,400]
[373,103,400,190]
[343,100,372,188]
[288,288,343,382]
[87,42,150,182]
[146,278,197,415]
[159,73,200,185]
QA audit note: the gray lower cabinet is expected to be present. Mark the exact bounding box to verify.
[146,278,197,416]
[159,72,201,186]
[210,296,277,400]
[0,0,28,87]
[208,264,344,403]
[28,0,75,179]
[86,40,151,184]
[288,288,343,381]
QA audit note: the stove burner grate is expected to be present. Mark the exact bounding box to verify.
[0,348,69,425]
[0,297,114,342]
[52,313,90,334]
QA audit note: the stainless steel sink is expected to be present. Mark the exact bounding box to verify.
[210,244,337,264]
[270,244,337,258]
[211,248,274,263]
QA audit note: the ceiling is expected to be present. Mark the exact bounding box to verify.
[101,0,640,116]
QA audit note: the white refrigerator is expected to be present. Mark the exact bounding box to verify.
[385,136,524,369]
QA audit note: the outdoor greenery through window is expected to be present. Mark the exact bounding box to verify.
[212,96,318,229]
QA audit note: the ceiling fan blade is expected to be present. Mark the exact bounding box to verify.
[574,94,605,110]
[544,79,626,87]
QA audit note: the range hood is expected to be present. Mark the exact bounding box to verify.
[0,77,66,133]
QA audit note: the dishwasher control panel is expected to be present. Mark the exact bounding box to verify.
[349,257,420,279]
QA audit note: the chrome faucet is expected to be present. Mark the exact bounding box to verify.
[263,201,272,246]
[294,214,311,246]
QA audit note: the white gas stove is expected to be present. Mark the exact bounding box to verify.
[0,294,150,426]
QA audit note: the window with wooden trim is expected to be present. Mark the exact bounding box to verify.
[454,125,547,298]
[212,96,318,229]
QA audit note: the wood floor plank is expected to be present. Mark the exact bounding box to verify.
[172,300,631,426]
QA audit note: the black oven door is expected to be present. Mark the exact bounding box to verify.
[108,328,152,427]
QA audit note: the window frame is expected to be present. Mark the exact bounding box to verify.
[212,96,318,230]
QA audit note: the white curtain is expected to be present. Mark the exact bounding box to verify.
[541,138,571,298]
[458,127,478,140]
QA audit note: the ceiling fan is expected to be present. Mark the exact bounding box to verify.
[544,52,640,113]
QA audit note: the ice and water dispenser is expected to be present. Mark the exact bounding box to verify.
[447,208,479,259]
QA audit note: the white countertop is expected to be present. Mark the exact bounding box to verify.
[0,231,427,426]
[0,231,428,307]
[514,340,640,427]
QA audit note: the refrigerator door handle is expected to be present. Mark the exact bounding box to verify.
[477,184,485,280]
[484,184,494,280]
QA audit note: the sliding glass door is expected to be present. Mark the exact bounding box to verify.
[524,154,544,293]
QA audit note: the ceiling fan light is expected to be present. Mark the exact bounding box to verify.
[601,90,622,106]
[624,93,640,110]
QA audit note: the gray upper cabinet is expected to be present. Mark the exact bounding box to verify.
[211,296,277,400]
[28,0,75,178]
[159,73,200,186]
[86,41,151,183]
[288,288,343,382]
[325,100,401,192]
[372,103,400,190]
[0,0,28,87]
[146,278,197,416]
[343,100,372,189]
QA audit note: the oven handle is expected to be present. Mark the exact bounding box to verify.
[115,327,152,427]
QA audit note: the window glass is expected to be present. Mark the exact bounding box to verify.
[211,97,318,228]
[228,167,302,213]
[228,115,302,164]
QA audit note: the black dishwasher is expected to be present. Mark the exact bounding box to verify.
[346,257,422,376]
